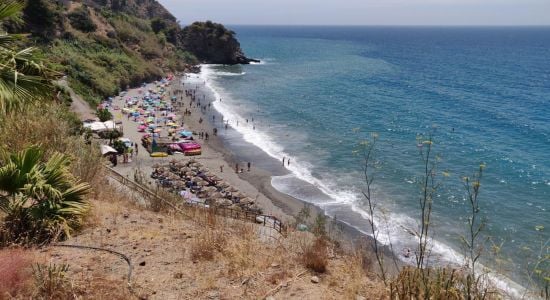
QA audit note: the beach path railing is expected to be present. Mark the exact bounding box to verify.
[104,166,286,235]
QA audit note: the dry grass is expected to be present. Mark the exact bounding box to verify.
[301,237,329,273]
[0,248,34,299]
[38,184,392,299]
[190,228,227,261]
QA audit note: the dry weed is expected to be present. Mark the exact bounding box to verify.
[301,237,329,273]
[224,224,260,277]
[190,228,227,261]
[0,248,33,299]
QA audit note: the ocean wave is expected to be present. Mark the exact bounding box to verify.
[250,58,275,65]
[190,64,526,298]
[212,71,247,77]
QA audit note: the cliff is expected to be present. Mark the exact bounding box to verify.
[181,21,259,64]
[15,0,255,104]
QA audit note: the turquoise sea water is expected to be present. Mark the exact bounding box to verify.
[189,26,549,293]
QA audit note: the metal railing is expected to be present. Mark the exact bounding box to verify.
[104,167,286,235]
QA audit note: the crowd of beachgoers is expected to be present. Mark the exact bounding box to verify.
[95,75,273,217]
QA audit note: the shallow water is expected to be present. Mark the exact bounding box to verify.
[186,26,550,295]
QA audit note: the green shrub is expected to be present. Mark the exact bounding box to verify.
[33,263,70,298]
[68,7,97,33]
[0,146,91,245]
[96,108,112,122]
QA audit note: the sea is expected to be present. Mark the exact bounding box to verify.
[184,26,550,297]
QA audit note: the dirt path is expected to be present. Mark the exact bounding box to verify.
[58,79,96,120]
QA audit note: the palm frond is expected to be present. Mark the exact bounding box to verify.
[0,0,24,24]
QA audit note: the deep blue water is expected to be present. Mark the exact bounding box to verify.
[191,26,550,291]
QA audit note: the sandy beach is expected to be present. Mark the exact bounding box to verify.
[108,76,311,225]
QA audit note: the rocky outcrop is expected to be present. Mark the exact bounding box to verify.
[181,21,258,65]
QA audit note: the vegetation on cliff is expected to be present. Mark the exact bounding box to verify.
[10,0,254,105]
[181,21,258,64]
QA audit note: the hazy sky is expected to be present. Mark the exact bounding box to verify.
[158,0,550,26]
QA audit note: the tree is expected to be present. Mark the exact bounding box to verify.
[0,0,59,114]
[22,0,58,39]
[68,7,97,33]
[96,107,112,122]
[0,146,90,244]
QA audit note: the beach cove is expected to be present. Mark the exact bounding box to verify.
[163,26,550,297]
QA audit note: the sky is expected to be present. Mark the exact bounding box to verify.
[158,0,550,26]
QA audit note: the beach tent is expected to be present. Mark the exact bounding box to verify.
[83,120,117,132]
[100,145,118,156]
[179,131,193,137]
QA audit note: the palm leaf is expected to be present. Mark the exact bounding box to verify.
[0,0,23,24]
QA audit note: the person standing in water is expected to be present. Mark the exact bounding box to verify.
[287,158,290,166]
[282,157,285,166]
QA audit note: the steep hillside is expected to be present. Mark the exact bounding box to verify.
[181,21,259,64]
[16,0,254,105]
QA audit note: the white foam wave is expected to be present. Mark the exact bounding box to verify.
[213,71,246,77]
[190,65,527,299]
[250,58,275,65]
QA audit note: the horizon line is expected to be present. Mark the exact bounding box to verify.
[226,24,550,27]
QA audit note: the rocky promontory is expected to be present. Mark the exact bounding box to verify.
[181,21,259,65]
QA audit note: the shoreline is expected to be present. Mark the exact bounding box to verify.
[175,73,403,269]
[105,72,523,298]
[109,74,379,245]
[177,69,527,297]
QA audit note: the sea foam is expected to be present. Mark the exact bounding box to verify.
[188,64,526,299]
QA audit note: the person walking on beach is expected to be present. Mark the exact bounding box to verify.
[287,158,290,166]
[235,163,239,173]
[282,157,285,166]
[220,165,223,173]
[247,162,251,172]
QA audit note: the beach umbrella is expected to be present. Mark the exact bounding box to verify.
[204,186,217,193]
[218,181,230,188]
[240,197,254,205]
[209,192,223,199]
